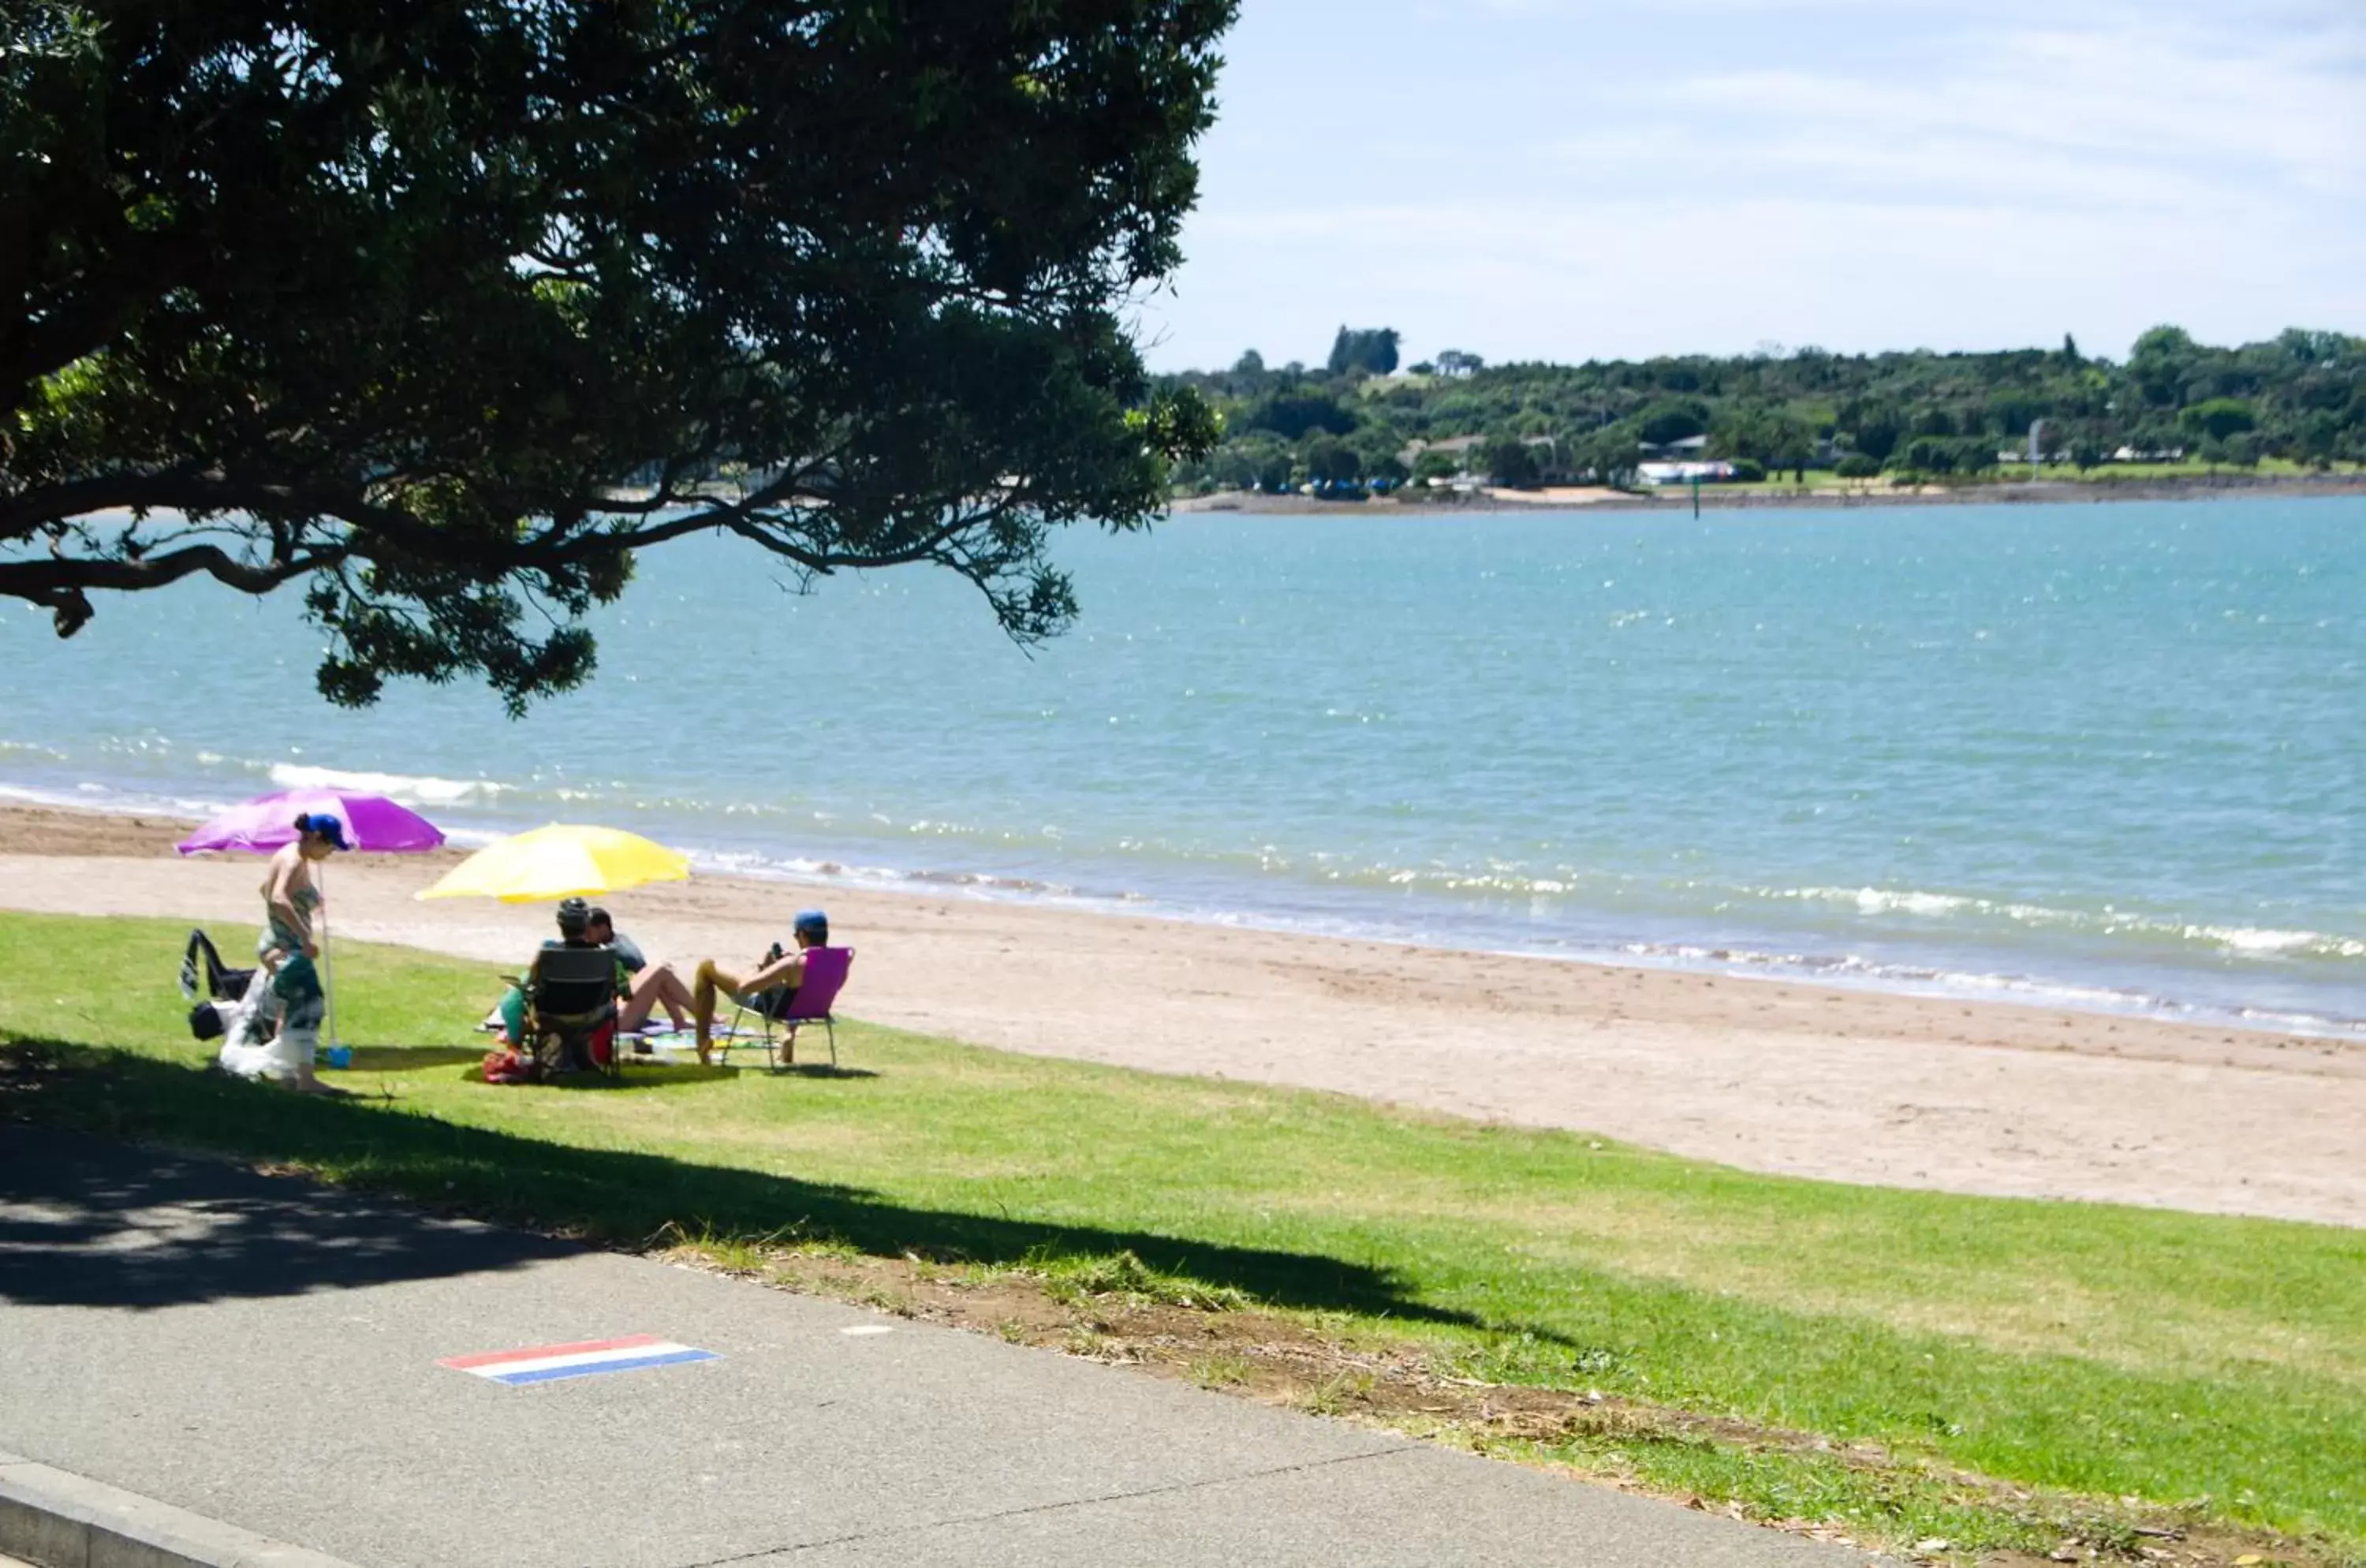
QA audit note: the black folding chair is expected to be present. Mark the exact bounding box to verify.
[179,928,253,1002]
[513,945,620,1076]
[179,928,256,1042]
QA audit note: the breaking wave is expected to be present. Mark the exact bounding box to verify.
[1746,883,2366,963]
[267,763,509,807]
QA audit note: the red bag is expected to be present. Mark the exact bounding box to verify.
[481,1047,537,1085]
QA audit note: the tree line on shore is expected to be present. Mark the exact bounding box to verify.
[1158,326,2366,495]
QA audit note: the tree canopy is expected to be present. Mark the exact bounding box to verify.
[1235,388,1356,442]
[2,0,1231,708]
[1324,325,1399,378]
[1634,400,1707,447]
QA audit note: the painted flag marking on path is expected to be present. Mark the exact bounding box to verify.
[438,1334,718,1386]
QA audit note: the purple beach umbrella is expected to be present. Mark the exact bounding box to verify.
[177,789,446,856]
[176,788,446,1053]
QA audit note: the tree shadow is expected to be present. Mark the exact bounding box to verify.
[0,1040,1559,1350]
[455,1061,753,1090]
[0,1121,583,1309]
[339,1046,486,1072]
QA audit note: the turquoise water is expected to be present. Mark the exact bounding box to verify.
[2,498,2360,1034]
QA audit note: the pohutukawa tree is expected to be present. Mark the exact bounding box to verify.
[1,0,1228,709]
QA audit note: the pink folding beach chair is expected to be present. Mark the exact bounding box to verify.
[729,946,855,1070]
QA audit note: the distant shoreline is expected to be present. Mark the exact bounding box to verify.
[1169,470,2366,517]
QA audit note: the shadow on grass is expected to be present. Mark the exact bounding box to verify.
[339,1047,487,1072]
[580,1055,880,1085]
[452,1062,756,1090]
[0,1038,1524,1343]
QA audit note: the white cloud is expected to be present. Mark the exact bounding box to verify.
[1667,26,2360,192]
[1148,2,2366,368]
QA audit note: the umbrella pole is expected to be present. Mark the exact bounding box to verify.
[317,861,341,1052]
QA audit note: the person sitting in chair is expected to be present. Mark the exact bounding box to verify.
[689,909,828,1065]
[494,898,628,1050]
[584,905,693,1038]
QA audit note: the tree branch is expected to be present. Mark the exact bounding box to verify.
[0,536,339,637]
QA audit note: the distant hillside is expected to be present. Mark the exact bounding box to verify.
[1155,327,2365,493]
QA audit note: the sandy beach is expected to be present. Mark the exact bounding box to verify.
[2,801,2359,1228]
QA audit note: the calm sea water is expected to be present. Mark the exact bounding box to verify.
[2,498,2360,1034]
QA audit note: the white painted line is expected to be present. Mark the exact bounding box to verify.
[840,1324,896,1336]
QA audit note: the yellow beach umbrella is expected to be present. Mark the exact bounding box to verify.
[416,823,691,904]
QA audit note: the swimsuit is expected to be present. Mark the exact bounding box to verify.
[261,880,320,963]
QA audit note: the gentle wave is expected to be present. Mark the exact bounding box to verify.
[1754,883,2366,963]
[0,778,269,823]
[691,846,1140,904]
[267,763,509,806]
[1209,858,2366,967]
[2190,924,2365,958]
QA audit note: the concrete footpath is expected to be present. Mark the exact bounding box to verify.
[1,1127,1881,1567]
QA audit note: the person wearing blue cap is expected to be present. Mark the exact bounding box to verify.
[219,812,348,1090]
[259,811,347,982]
[687,909,829,1064]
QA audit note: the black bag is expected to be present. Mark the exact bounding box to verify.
[180,928,253,1002]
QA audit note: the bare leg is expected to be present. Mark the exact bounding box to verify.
[281,990,327,1092]
[618,964,692,1033]
[691,960,751,1063]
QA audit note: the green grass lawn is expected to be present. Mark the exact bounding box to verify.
[3,911,2360,1561]
[1713,458,2353,495]
[2047,457,2340,483]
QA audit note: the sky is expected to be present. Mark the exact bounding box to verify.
[1135,0,2366,371]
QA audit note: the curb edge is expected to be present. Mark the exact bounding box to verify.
[0,1454,361,1568]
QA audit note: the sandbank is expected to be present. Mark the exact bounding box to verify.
[1,801,2358,1228]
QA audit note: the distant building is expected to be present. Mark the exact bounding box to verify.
[1636,434,1710,459]
[1638,460,1737,484]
